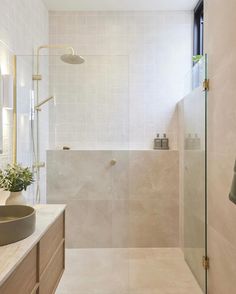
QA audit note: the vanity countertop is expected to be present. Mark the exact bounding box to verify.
[0,204,66,286]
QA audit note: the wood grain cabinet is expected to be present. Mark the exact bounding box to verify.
[0,212,65,294]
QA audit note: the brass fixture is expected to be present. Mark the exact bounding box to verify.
[32,74,42,81]
[33,44,85,203]
[34,96,54,111]
[36,45,84,75]
[203,79,210,91]
[33,162,46,169]
[202,256,209,270]
[110,159,117,166]
[12,55,17,165]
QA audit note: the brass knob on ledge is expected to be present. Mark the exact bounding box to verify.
[110,159,117,166]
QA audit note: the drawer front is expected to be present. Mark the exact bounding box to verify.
[0,246,37,294]
[39,213,64,275]
[39,242,64,294]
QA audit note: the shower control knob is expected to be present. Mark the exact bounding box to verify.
[110,159,117,166]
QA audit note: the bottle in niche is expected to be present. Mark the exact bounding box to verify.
[161,133,169,150]
[154,133,162,150]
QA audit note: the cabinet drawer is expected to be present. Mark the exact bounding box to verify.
[0,246,37,294]
[39,213,64,275]
[39,242,64,294]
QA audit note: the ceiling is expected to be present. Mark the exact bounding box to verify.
[44,0,199,11]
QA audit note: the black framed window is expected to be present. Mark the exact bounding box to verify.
[193,0,204,57]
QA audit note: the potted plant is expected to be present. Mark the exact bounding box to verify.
[0,164,34,205]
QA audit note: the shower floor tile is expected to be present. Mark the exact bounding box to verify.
[56,248,203,294]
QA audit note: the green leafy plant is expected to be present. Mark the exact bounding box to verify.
[0,164,34,192]
[192,55,203,63]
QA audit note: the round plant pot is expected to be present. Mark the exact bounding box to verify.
[5,191,27,205]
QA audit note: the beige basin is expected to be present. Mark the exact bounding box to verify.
[0,205,36,246]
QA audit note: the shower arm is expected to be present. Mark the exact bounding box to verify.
[36,45,75,75]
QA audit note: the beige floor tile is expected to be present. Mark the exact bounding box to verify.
[56,248,203,294]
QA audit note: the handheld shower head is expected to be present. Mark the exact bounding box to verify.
[60,54,85,64]
[35,96,55,111]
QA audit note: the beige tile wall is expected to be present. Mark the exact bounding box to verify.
[205,0,236,292]
[47,150,179,248]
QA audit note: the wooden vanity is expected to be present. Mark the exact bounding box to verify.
[0,205,66,294]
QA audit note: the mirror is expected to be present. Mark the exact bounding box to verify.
[0,67,3,154]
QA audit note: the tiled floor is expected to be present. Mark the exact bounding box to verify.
[56,248,203,294]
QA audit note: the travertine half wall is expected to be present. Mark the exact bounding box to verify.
[47,150,179,248]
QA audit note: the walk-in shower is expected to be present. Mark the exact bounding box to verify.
[12,32,207,294]
[32,45,85,202]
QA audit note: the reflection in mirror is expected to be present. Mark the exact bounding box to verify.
[0,67,3,154]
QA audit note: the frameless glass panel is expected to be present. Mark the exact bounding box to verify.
[15,53,131,292]
[183,55,207,293]
[47,54,130,293]
[16,55,34,167]
[49,55,129,150]
[15,55,49,203]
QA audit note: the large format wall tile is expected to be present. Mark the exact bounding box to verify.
[205,0,236,291]
[128,199,179,247]
[65,200,113,248]
[47,150,179,248]
[207,59,236,155]
[47,150,113,201]
[208,152,236,247]
[208,227,236,294]
[205,0,236,79]
[111,151,130,200]
[129,151,179,200]
[111,150,179,201]
[112,200,129,248]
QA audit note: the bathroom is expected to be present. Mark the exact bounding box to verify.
[0,0,235,293]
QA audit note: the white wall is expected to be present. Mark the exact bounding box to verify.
[0,0,48,201]
[49,11,193,150]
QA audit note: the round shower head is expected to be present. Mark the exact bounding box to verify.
[60,54,85,64]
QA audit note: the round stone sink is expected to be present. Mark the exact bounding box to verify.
[0,205,36,246]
